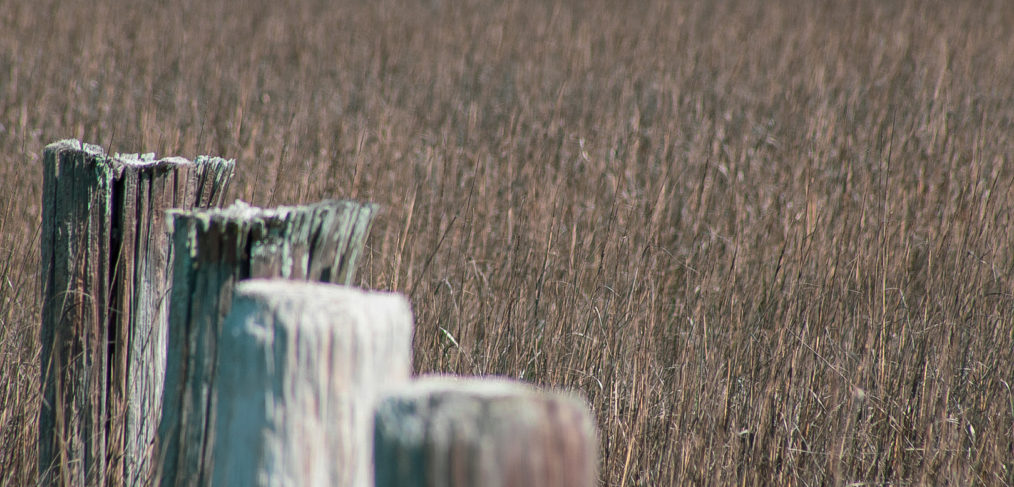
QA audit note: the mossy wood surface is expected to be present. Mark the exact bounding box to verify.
[39,140,233,486]
[156,199,377,487]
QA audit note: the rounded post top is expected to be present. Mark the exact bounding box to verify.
[233,278,409,314]
[375,374,596,428]
[379,374,588,402]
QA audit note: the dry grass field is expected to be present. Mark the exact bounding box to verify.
[3,0,1014,484]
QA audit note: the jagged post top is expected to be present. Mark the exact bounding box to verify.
[166,198,378,230]
[44,138,235,174]
[164,199,377,282]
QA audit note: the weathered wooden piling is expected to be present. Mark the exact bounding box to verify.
[210,280,413,487]
[155,199,377,487]
[39,139,233,486]
[373,376,599,487]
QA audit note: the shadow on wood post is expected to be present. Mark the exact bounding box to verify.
[373,376,599,487]
[38,139,234,487]
[211,280,413,487]
[155,199,377,487]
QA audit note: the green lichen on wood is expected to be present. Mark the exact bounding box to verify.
[39,139,116,487]
[39,139,234,487]
[157,198,377,487]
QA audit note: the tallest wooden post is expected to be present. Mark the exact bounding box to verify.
[39,140,234,486]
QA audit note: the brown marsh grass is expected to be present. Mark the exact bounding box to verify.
[2,0,1013,484]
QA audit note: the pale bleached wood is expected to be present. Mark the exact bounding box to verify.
[39,140,233,487]
[156,199,378,487]
[374,376,599,487]
[210,279,413,487]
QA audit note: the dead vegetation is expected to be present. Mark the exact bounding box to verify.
[2,0,1013,484]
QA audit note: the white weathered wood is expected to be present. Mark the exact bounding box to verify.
[209,279,414,487]
[156,199,378,487]
[38,139,233,487]
[373,376,599,487]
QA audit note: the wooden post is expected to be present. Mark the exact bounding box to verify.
[156,199,378,487]
[39,139,233,486]
[210,280,414,487]
[373,376,599,487]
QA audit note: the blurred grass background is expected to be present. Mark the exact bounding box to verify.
[2,0,1013,484]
